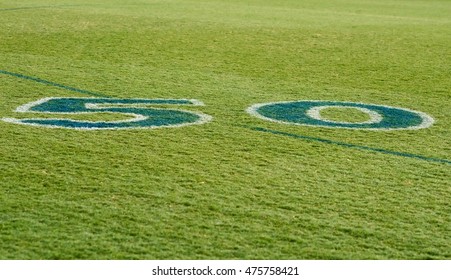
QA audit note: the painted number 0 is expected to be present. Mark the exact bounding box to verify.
[247,100,434,130]
[1,98,434,130]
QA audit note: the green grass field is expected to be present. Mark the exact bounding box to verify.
[0,0,450,259]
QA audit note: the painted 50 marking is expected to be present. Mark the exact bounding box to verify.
[1,97,434,130]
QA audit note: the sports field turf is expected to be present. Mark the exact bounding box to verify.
[0,0,450,259]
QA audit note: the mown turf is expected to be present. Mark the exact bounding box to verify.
[0,0,450,259]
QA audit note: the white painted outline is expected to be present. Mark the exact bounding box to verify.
[246,100,435,130]
[1,97,212,130]
[85,99,206,109]
[306,105,383,125]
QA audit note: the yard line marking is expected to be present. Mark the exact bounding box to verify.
[249,126,451,165]
[0,70,110,98]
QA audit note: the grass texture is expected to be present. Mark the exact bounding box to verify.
[0,0,450,259]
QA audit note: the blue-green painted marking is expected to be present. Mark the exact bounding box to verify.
[0,70,109,98]
[4,97,211,130]
[31,98,194,113]
[248,101,434,130]
[250,126,451,165]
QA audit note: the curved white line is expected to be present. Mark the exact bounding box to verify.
[306,105,383,125]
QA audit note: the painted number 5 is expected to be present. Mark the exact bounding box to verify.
[1,97,212,130]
